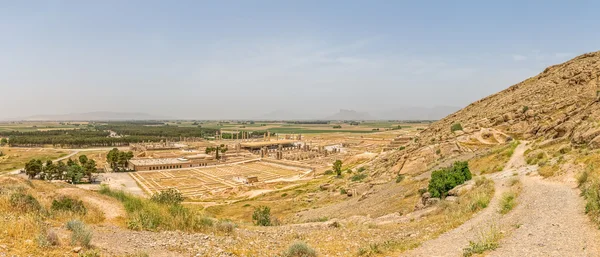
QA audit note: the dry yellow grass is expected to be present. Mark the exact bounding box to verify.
[469,142,519,175]
[0,147,68,173]
[0,177,105,255]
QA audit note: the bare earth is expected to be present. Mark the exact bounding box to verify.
[404,142,600,256]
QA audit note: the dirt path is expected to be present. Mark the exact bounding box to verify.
[487,176,600,256]
[58,187,126,220]
[403,142,532,256]
[404,142,600,256]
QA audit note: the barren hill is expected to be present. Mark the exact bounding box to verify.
[419,51,600,147]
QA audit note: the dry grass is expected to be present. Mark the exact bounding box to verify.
[468,142,519,175]
[462,223,502,256]
[0,176,104,255]
[0,147,68,173]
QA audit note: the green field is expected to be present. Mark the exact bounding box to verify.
[265,127,375,134]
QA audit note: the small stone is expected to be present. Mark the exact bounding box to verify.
[72,247,82,253]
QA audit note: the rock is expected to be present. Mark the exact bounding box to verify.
[425,197,440,206]
[72,247,82,253]
[319,184,331,190]
[448,182,474,196]
[422,192,431,200]
[445,196,458,202]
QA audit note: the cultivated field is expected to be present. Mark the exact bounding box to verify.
[130,161,309,198]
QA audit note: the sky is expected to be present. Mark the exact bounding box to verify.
[2,1,600,119]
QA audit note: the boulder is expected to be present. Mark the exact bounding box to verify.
[445,196,458,202]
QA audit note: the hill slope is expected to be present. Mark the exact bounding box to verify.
[419,51,600,147]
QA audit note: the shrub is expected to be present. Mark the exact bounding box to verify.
[78,249,102,257]
[333,160,343,177]
[395,174,405,183]
[499,192,516,214]
[99,185,212,232]
[522,106,529,113]
[357,167,366,173]
[332,125,342,129]
[340,188,347,194]
[52,196,87,215]
[38,229,60,247]
[351,173,368,182]
[66,220,92,247]
[428,161,472,198]
[577,170,589,188]
[463,225,500,256]
[450,123,463,132]
[252,206,272,226]
[151,188,184,205]
[283,241,317,257]
[216,220,235,234]
[9,192,42,212]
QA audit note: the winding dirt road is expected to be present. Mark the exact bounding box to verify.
[404,142,600,256]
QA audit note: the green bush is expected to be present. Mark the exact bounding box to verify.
[283,241,317,257]
[151,188,184,205]
[10,192,42,212]
[252,206,272,226]
[351,173,368,182]
[450,123,463,132]
[428,161,472,198]
[357,167,366,173]
[395,174,405,183]
[51,196,87,215]
[522,106,529,113]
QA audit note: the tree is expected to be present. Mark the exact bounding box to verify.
[78,155,88,165]
[332,160,343,177]
[83,160,97,182]
[66,164,84,184]
[106,148,120,170]
[252,206,272,226]
[25,159,43,179]
[66,158,77,167]
[0,138,7,146]
[43,160,56,180]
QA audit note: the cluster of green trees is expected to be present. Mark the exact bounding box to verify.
[0,138,7,146]
[2,129,171,147]
[24,155,97,184]
[205,144,228,160]
[96,122,218,139]
[106,148,134,171]
[1,122,221,148]
[428,161,472,198]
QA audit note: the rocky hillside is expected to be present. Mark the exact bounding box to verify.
[367,51,600,177]
[420,51,600,147]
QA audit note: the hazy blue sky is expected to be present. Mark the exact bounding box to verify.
[2,1,600,119]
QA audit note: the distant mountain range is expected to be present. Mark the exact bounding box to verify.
[19,112,173,121]
[257,106,460,121]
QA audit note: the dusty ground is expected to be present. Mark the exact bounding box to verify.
[404,142,600,256]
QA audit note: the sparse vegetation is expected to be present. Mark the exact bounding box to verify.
[283,241,317,257]
[252,205,272,226]
[66,220,93,248]
[351,173,368,181]
[450,123,463,132]
[499,191,517,214]
[10,192,42,212]
[98,185,215,232]
[462,224,501,256]
[51,196,87,215]
[395,173,405,183]
[150,188,184,205]
[522,106,529,113]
